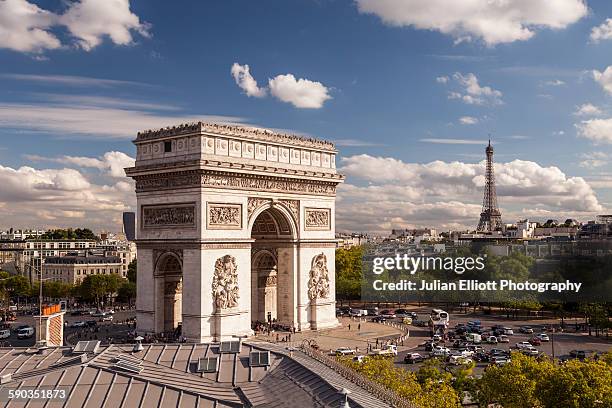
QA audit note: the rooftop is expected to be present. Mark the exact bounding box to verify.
[44,255,122,265]
[135,122,336,151]
[0,342,380,408]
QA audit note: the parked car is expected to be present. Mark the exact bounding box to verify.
[520,326,534,334]
[529,337,541,346]
[515,341,533,349]
[395,309,413,318]
[569,350,587,360]
[16,326,34,339]
[497,335,510,343]
[535,333,550,342]
[366,308,379,316]
[404,353,424,364]
[0,329,10,339]
[335,347,356,356]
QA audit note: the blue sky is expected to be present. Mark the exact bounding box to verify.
[1,0,612,233]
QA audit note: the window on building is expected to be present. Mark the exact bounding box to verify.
[164,141,172,152]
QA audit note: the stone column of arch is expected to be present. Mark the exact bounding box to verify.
[126,122,344,342]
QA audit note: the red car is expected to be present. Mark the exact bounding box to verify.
[530,336,541,346]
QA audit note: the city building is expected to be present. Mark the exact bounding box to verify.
[42,254,123,284]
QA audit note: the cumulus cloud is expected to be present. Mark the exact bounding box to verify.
[0,159,135,230]
[576,118,612,144]
[574,103,603,117]
[25,151,135,177]
[447,73,503,106]
[336,154,602,233]
[355,0,587,46]
[459,116,478,125]
[268,74,332,109]
[230,63,267,98]
[0,0,149,53]
[0,0,60,53]
[590,18,612,43]
[436,76,449,84]
[592,66,612,94]
[230,63,332,109]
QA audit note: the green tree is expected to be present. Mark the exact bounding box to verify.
[117,281,136,306]
[335,246,363,300]
[127,259,137,283]
[79,274,123,309]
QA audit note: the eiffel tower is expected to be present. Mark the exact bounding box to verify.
[477,140,502,232]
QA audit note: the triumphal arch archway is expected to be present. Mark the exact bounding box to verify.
[125,122,344,342]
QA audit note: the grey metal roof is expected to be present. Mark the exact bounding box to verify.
[0,343,390,408]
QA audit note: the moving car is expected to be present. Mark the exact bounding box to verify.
[535,333,550,342]
[70,321,87,328]
[394,309,411,317]
[369,345,398,356]
[569,350,587,360]
[522,346,539,356]
[491,356,510,366]
[379,310,396,318]
[0,329,10,339]
[503,327,514,335]
[349,309,367,317]
[431,346,451,357]
[335,347,356,356]
[486,336,498,344]
[404,353,424,364]
[366,308,379,316]
[449,355,473,366]
[520,326,534,334]
[16,326,34,339]
[101,314,114,321]
[529,336,541,346]
[498,335,510,343]
[352,355,366,363]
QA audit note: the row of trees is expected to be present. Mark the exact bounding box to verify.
[341,352,612,407]
[37,228,98,241]
[0,259,137,309]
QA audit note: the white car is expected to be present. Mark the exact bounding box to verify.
[486,336,498,344]
[352,355,366,363]
[16,327,34,339]
[449,355,473,366]
[498,335,510,343]
[522,346,539,356]
[0,329,10,339]
[335,347,356,356]
[536,333,550,342]
[503,327,514,335]
[431,346,451,357]
[520,326,534,334]
[71,321,86,328]
[515,341,532,349]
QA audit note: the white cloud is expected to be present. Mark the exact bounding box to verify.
[231,63,267,98]
[436,76,449,84]
[459,116,478,125]
[543,79,565,86]
[0,73,146,87]
[579,152,608,169]
[0,0,60,53]
[0,156,136,230]
[592,66,612,94]
[268,74,332,109]
[230,64,332,109]
[553,130,566,136]
[355,0,587,46]
[0,95,243,138]
[590,18,612,43]
[25,151,135,177]
[574,103,603,117]
[576,118,612,144]
[447,73,502,106]
[0,0,149,53]
[59,0,149,51]
[336,154,602,233]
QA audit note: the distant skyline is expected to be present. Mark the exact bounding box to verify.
[1,0,612,234]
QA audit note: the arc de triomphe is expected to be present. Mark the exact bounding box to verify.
[125,122,344,342]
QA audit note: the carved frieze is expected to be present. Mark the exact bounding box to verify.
[258,275,277,288]
[304,208,331,230]
[308,253,330,301]
[135,171,338,196]
[207,203,242,229]
[212,255,239,310]
[279,199,300,227]
[142,204,196,229]
[247,197,271,221]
